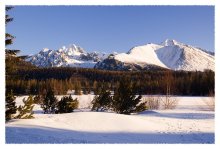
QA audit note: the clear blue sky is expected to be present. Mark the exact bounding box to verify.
[6,6,214,55]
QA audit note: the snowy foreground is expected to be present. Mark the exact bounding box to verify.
[6,95,214,144]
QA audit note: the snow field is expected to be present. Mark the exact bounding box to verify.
[6,95,214,143]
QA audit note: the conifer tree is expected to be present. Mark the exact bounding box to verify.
[16,95,35,119]
[112,77,147,114]
[5,6,20,55]
[41,88,58,114]
[56,95,78,113]
[5,7,14,47]
[91,83,112,111]
[5,90,17,121]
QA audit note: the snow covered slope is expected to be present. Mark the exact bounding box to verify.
[156,39,215,71]
[95,39,215,71]
[115,44,167,68]
[27,44,107,68]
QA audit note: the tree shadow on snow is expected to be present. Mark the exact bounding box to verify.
[6,125,214,144]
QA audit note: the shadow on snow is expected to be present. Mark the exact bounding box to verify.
[139,111,214,120]
[6,125,214,144]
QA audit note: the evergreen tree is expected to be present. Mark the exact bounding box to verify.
[112,77,147,114]
[41,88,58,114]
[5,6,18,81]
[5,90,17,121]
[91,84,112,111]
[5,7,14,47]
[16,95,34,119]
[56,95,78,113]
[5,6,20,55]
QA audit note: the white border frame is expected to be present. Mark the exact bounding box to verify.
[0,0,219,148]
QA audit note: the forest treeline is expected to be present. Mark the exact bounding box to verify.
[6,66,214,96]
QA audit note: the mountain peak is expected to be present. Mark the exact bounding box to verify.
[41,48,50,52]
[56,44,86,56]
[161,39,179,46]
[69,44,86,54]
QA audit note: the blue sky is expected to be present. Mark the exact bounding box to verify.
[6,6,214,55]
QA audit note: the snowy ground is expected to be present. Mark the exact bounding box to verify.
[5,95,214,144]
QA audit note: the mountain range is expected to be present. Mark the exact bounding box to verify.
[27,44,108,68]
[27,39,215,71]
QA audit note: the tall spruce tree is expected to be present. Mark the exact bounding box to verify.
[16,95,35,119]
[5,6,17,81]
[5,6,20,55]
[5,6,33,91]
[41,88,58,114]
[5,90,17,121]
[5,7,14,47]
[112,77,147,114]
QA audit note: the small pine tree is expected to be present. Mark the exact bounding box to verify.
[56,95,79,113]
[16,95,35,119]
[5,90,17,121]
[112,77,147,114]
[91,84,112,111]
[41,88,58,114]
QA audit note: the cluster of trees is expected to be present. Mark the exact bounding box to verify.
[6,77,87,95]
[6,78,145,122]
[92,77,147,114]
[39,88,79,114]
[5,88,79,122]
[7,67,215,96]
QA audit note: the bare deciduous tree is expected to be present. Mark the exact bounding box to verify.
[203,90,215,111]
[161,70,178,109]
[142,96,161,110]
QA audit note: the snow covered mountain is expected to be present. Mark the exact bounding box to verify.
[27,44,108,68]
[28,40,214,71]
[95,39,215,71]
